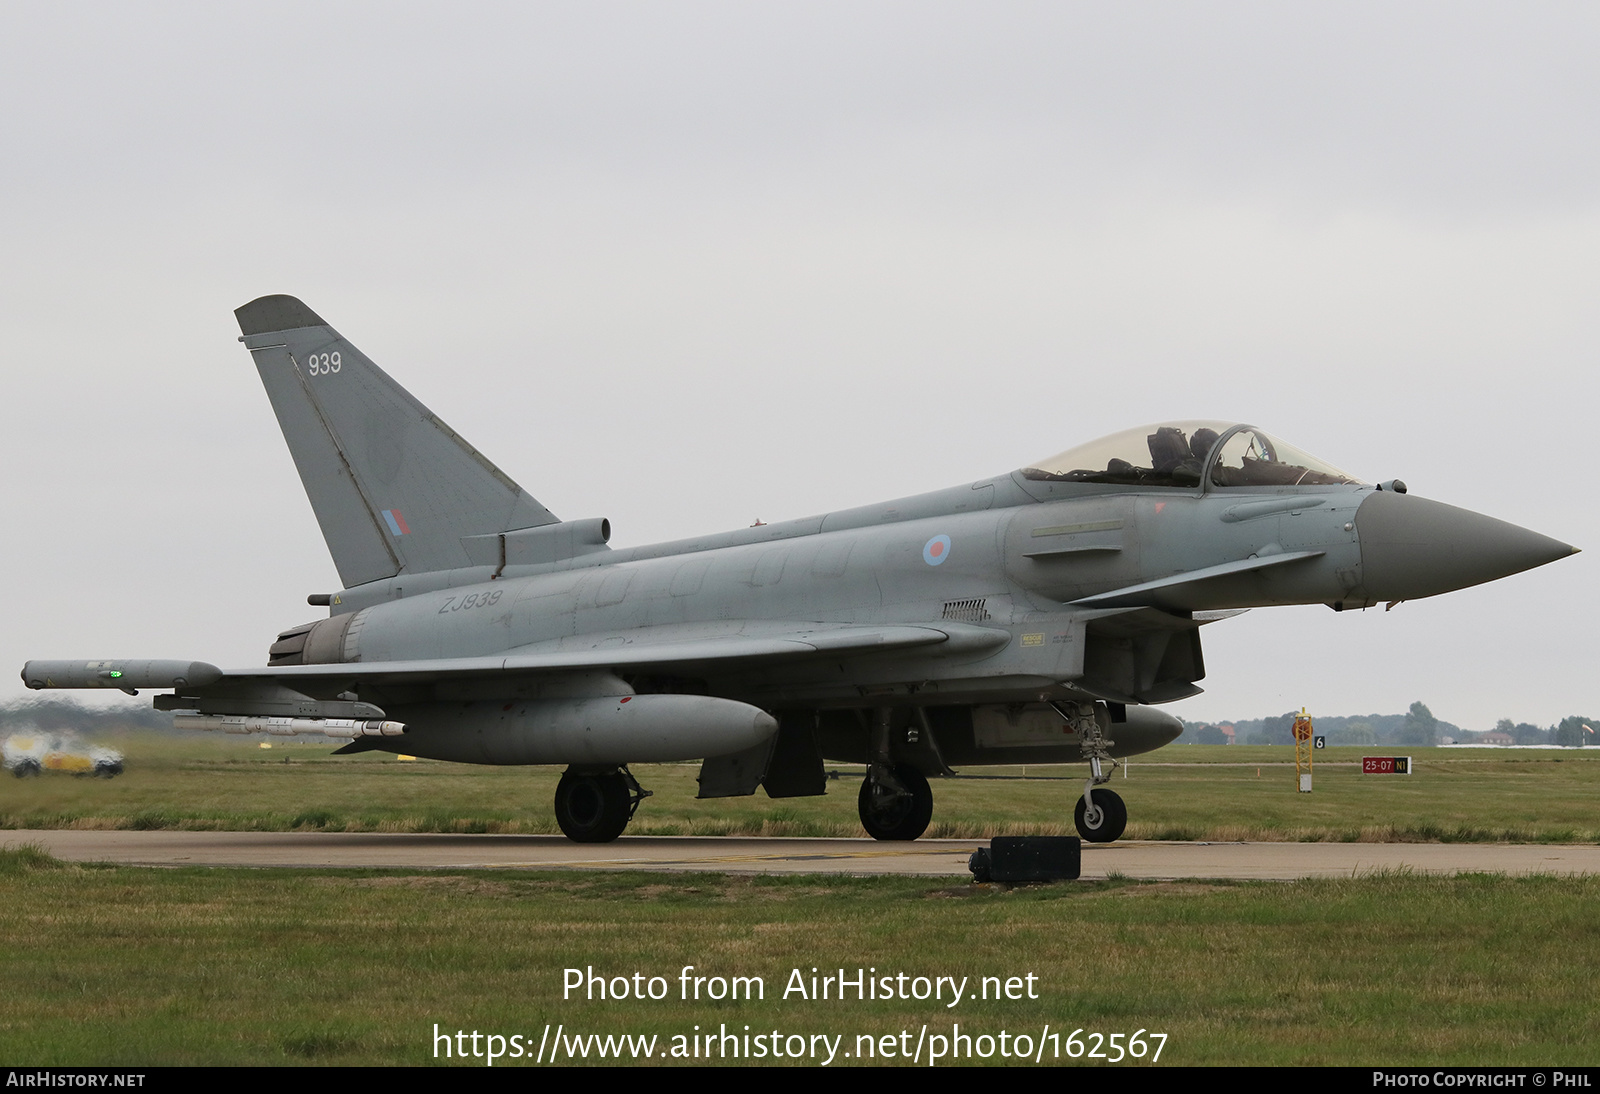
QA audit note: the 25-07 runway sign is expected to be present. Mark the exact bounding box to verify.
[1363,757,1412,775]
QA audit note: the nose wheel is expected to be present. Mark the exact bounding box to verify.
[858,763,933,841]
[554,767,650,843]
[1074,787,1127,842]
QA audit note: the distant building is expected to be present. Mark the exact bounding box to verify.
[1480,730,1514,746]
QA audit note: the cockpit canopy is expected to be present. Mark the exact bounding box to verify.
[1021,421,1362,489]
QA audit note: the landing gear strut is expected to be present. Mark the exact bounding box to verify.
[554,767,651,843]
[858,763,933,841]
[1054,700,1128,843]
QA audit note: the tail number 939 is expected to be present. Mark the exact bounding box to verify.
[303,351,341,376]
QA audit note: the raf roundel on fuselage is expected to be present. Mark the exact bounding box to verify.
[1021,420,1362,491]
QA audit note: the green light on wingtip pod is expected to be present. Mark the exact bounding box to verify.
[108,671,122,678]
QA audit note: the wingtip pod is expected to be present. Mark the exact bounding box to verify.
[21,660,224,690]
[235,295,328,336]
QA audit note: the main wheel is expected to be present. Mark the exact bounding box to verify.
[554,770,632,843]
[858,764,933,841]
[1074,788,1127,843]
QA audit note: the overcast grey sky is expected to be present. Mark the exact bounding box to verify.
[2,2,1595,729]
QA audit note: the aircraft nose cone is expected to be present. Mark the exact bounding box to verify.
[1356,491,1577,601]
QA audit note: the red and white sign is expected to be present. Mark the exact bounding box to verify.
[1362,756,1412,775]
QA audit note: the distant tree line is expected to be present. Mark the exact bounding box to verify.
[1184,702,1596,747]
[1504,715,1597,747]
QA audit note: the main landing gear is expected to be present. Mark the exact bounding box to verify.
[858,763,934,841]
[554,766,651,843]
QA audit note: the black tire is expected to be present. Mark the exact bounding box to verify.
[858,764,934,841]
[554,770,632,843]
[12,759,41,779]
[1074,788,1127,843]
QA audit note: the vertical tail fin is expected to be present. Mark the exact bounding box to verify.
[235,295,558,586]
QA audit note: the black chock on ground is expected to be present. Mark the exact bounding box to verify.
[968,836,1082,883]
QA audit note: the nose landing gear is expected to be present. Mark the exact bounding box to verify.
[1056,700,1129,842]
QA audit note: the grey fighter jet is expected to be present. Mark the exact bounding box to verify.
[22,296,1579,843]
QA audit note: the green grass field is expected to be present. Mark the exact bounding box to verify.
[6,735,1598,1067]
[2,846,1596,1067]
[5,734,1598,843]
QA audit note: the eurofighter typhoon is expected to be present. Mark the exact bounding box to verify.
[23,296,1579,842]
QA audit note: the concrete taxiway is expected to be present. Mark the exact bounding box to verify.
[8,830,1600,879]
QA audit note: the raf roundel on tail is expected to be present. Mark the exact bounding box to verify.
[22,296,1580,843]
